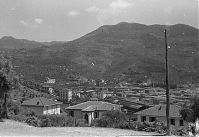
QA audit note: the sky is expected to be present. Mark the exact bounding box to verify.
[0,0,198,41]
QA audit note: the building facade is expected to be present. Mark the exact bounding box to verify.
[59,89,72,103]
[134,104,188,129]
[66,101,122,125]
[21,97,62,115]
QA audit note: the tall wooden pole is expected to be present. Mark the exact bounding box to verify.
[165,29,171,135]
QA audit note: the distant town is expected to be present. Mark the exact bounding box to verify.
[17,75,199,132]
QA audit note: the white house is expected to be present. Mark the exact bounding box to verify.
[134,104,188,129]
[21,97,62,115]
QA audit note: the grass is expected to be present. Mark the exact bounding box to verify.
[0,119,166,137]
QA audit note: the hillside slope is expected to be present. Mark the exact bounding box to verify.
[4,23,199,83]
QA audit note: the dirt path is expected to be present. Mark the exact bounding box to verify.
[0,119,168,137]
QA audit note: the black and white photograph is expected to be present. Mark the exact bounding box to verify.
[0,0,198,136]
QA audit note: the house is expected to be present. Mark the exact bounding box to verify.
[73,90,82,98]
[134,104,188,129]
[41,83,54,94]
[46,77,56,84]
[65,101,122,125]
[100,90,114,99]
[104,96,150,114]
[21,97,62,115]
[59,89,72,103]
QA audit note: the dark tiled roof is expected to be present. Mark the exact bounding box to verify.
[66,101,121,111]
[21,97,62,106]
[134,104,181,118]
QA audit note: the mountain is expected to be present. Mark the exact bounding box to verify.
[0,36,65,50]
[4,23,199,84]
[0,36,46,49]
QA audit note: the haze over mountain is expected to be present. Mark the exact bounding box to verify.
[0,36,65,50]
[1,22,199,84]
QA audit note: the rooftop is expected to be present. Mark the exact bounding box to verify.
[21,97,62,106]
[66,101,121,111]
[134,104,182,118]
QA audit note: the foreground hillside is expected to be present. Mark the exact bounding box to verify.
[2,22,199,84]
[0,119,166,137]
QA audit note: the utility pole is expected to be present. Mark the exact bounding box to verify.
[165,29,171,135]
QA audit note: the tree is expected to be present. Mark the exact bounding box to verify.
[180,97,199,123]
[0,55,14,118]
[96,110,128,128]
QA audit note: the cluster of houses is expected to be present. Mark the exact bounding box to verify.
[20,78,199,130]
[21,97,190,129]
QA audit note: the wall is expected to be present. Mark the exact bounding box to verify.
[21,105,43,115]
[83,112,92,125]
[74,110,82,119]
[67,110,82,119]
[59,90,72,103]
[43,104,61,115]
[137,115,188,129]
[98,111,106,119]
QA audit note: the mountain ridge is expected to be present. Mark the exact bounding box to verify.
[1,23,198,84]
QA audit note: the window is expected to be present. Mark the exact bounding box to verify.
[94,111,99,118]
[70,111,74,117]
[132,118,138,121]
[179,119,184,126]
[141,116,146,122]
[170,119,175,125]
[149,117,156,122]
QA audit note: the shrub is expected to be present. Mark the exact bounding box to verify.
[25,116,41,127]
[127,121,166,133]
[38,115,75,127]
[75,119,88,127]
[39,116,52,127]
[171,128,188,136]
[10,114,27,122]
[154,122,167,134]
[62,115,76,127]
[118,121,129,129]
[92,110,128,128]
[130,121,148,131]
[10,107,39,126]
[92,118,108,127]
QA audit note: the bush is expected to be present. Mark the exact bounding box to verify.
[154,122,166,134]
[10,114,27,122]
[92,110,128,128]
[171,128,188,136]
[118,121,129,129]
[39,116,52,127]
[128,121,148,131]
[38,115,75,127]
[92,118,108,127]
[10,107,39,126]
[75,119,88,127]
[25,116,41,127]
[127,121,166,133]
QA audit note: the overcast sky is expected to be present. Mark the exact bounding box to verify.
[0,0,198,41]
